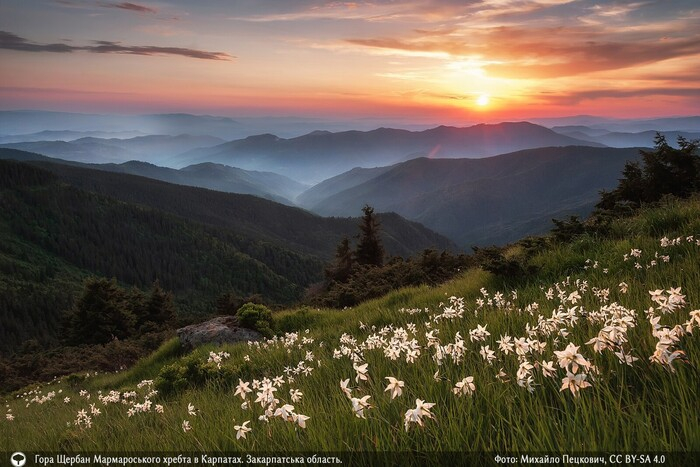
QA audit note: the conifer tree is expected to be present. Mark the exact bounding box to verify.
[597,133,700,211]
[216,292,244,316]
[325,237,354,283]
[142,280,176,329]
[355,205,384,267]
[65,277,135,345]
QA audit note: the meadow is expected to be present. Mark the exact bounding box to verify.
[2,197,700,463]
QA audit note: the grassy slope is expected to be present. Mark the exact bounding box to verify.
[3,197,700,455]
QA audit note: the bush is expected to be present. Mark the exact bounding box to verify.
[154,352,242,395]
[473,246,520,277]
[236,302,274,338]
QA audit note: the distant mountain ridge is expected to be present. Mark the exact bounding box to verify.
[0,110,243,138]
[0,134,224,165]
[0,130,148,143]
[297,146,644,247]
[170,121,602,183]
[0,149,306,203]
[551,127,700,148]
[532,115,700,133]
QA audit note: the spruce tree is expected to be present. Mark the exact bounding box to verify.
[142,280,176,329]
[355,205,384,267]
[325,237,354,283]
[596,133,700,211]
[65,277,135,345]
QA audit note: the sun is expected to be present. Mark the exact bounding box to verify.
[476,93,490,107]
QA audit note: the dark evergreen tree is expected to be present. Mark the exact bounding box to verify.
[216,292,244,316]
[141,280,177,330]
[64,277,135,345]
[127,286,147,327]
[355,205,385,267]
[325,237,354,283]
[596,133,700,212]
[551,216,586,243]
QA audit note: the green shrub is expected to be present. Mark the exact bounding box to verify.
[236,302,274,338]
[154,352,242,396]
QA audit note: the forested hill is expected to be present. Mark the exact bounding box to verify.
[0,160,323,354]
[10,152,455,259]
[0,157,454,355]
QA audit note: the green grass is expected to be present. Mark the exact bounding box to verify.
[3,197,700,457]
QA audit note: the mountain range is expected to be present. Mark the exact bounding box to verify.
[1,121,605,185]
[296,146,644,247]
[171,122,602,183]
[0,134,224,165]
[0,148,307,204]
[551,128,700,148]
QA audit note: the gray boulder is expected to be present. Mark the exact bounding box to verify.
[177,315,263,350]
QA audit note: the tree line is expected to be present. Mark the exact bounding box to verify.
[316,205,472,307]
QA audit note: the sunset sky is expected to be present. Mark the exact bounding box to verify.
[1,0,699,122]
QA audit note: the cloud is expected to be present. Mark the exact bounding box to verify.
[483,35,700,78]
[533,86,700,106]
[0,31,75,53]
[0,31,234,61]
[101,2,157,14]
[345,22,700,78]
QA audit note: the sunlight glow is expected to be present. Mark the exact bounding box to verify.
[476,94,490,107]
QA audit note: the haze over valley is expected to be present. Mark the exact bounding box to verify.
[3,111,700,250]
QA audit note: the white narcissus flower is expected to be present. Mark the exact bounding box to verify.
[340,379,352,399]
[567,291,581,304]
[182,420,192,432]
[290,389,303,403]
[554,343,591,373]
[155,404,164,413]
[540,361,556,378]
[293,413,310,429]
[560,372,591,397]
[479,345,496,364]
[234,420,251,439]
[234,380,252,400]
[354,362,369,383]
[415,399,435,419]
[453,377,475,397]
[384,377,404,400]
[404,407,422,431]
[350,395,371,419]
[404,399,436,431]
[274,404,295,421]
[497,335,514,355]
[187,403,197,416]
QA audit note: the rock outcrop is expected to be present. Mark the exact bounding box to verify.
[177,315,263,350]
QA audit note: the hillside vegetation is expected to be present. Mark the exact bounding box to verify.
[3,195,699,457]
[0,160,321,355]
[0,156,455,355]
